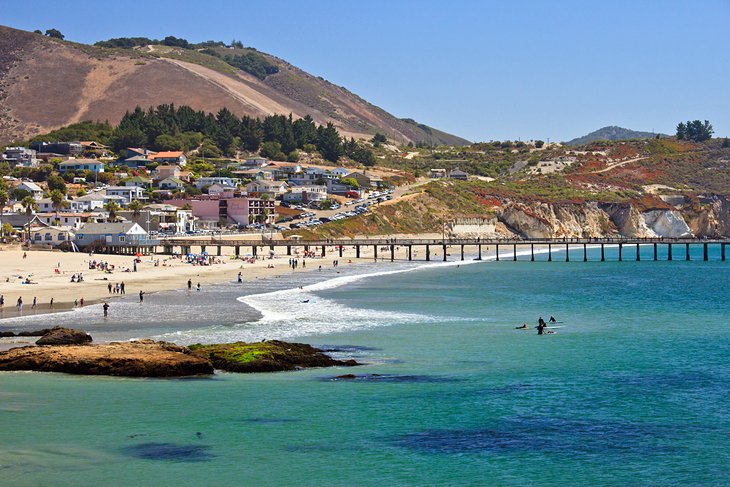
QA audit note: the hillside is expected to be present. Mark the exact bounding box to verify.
[0,25,469,146]
[566,126,665,146]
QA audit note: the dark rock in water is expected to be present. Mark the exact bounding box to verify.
[188,340,360,373]
[36,327,92,346]
[17,328,51,337]
[0,340,214,377]
[319,345,381,353]
[0,331,15,337]
[123,442,213,462]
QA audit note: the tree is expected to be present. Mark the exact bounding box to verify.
[722,138,730,148]
[340,177,360,189]
[49,190,68,223]
[371,132,387,147]
[0,188,8,238]
[104,201,121,222]
[33,29,42,35]
[535,140,545,148]
[45,29,64,40]
[21,196,38,242]
[677,120,713,142]
[260,141,285,160]
[47,174,67,193]
[128,200,145,218]
[317,123,342,162]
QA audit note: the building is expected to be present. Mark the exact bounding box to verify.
[448,168,469,180]
[245,180,289,198]
[58,159,105,173]
[159,177,185,191]
[165,196,275,227]
[154,165,181,182]
[104,186,145,204]
[282,185,327,204]
[16,181,44,200]
[29,221,75,247]
[242,157,268,168]
[30,141,83,156]
[429,168,447,178]
[122,176,152,188]
[34,212,103,229]
[150,151,187,166]
[72,193,107,212]
[120,205,196,234]
[75,222,150,248]
[207,183,235,197]
[2,147,37,167]
[194,177,238,190]
[122,155,151,169]
[330,167,351,177]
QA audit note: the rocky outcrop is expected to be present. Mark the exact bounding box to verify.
[188,340,359,373]
[642,210,692,237]
[498,202,615,238]
[0,340,214,377]
[35,327,92,346]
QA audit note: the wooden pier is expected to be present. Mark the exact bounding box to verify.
[150,237,730,263]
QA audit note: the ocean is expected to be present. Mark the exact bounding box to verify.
[1,244,729,486]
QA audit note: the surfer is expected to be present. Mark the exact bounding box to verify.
[515,323,529,330]
[549,316,557,323]
[537,321,545,335]
[538,316,546,326]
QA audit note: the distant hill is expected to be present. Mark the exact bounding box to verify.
[0,25,470,146]
[566,126,665,146]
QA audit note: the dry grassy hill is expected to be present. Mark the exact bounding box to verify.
[0,25,469,146]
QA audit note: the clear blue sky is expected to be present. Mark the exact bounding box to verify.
[3,0,729,142]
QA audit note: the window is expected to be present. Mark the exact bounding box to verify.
[45,233,52,241]
[119,236,125,242]
[34,234,41,241]
[58,234,65,241]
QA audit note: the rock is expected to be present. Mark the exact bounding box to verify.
[17,328,51,337]
[36,327,92,346]
[0,331,15,337]
[188,340,360,373]
[0,341,214,377]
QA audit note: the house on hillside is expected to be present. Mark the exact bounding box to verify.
[122,155,151,169]
[75,222,150,248]
[429,168,447,178]
[207,183,235,197]
[30,142,83,156]
[58,159,104,173]
[282,185,327,204]
[245,180,289,198]
[122,176,152,188]
[195,177,238,190]
[2,147,37,167]
[151,151,187,166]
[448,168,468,180]
[242,157,268,168]
[104,186,145,204]
[330,167,351,177]
[16,181,44,199]
[154,165,181,182]
[159,177,186,191]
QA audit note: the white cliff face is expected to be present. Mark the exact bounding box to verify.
[449,218,498,238]
[497,202,615,238]
[641,210,692,237]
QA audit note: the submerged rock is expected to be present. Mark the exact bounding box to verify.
[188,340,359,373]
[36,327,92,346]
[0,340,214,377]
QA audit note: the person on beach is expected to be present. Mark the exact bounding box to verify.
[80,298,84,307]
[16,297,22,312]
[187,279,192,290]
[32,297,36,309]
[49,298,53,309]
[108,283,112,293]
[1,295,4,309]
[74,299,78,307]
[103,302,109,317]
[120,282,125,294]
[237,272,243,283]
[196,283,201,292]
[139,291,145,303]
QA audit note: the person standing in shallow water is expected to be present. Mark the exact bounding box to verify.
[16,297,22,312]
[139,291,145,303]
[187,279,192,290]
[103,302,109,317]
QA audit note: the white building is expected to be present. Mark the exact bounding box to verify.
[104,186,146,204]
[194,177,238,190]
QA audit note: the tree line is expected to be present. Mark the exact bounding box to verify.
[26,104,376,165]
[676,120,714,142]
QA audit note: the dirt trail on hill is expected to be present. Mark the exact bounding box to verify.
[586,156,648,174]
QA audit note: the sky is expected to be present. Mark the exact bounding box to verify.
[3,0,729,142]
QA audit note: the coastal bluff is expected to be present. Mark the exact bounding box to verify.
[0,331,359,377]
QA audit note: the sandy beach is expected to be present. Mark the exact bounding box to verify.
[0,240,459,320]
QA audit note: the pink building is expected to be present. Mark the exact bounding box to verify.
[165,196,275,227]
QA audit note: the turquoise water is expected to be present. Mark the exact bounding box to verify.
[2,246,730,486]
